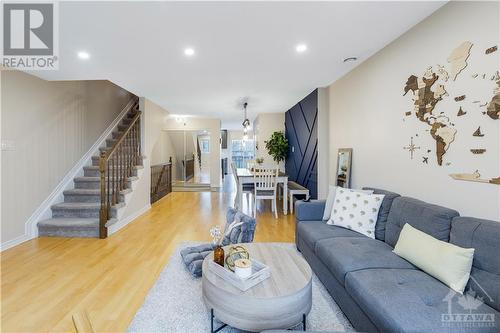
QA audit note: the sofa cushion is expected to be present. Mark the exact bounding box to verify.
[394,223,474,294]
[451,217,500,312]
[345,268,499,333]
[223,208,256,245]
[297,221,366,251]
[295,200,326,221]
[385,197,459,248]
[315,237,416,286]
[180,243,215,277]
[362,187,400,241]
[327,187,385,239]
[323,185,374,220]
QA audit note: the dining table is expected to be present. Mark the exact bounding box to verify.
[235,168,289,215]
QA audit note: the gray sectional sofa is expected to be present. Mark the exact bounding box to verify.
[295,188,500,333]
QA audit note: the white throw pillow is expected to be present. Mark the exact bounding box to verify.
[327,187,384,238]
[393,224,474,294]
[322,186,374,221]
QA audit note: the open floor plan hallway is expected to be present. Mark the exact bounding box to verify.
[1,189,296,332]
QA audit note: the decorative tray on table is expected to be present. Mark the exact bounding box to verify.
[208,259,270,291]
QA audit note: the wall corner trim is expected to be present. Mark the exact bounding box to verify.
[0,98,136,252]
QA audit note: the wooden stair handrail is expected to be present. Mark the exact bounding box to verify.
[98,100,142,238]
[103,110,141,162]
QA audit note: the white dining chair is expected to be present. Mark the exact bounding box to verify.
[231,162,253,210]
[253,166,279,219]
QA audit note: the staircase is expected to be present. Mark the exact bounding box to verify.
[38,100,143,238]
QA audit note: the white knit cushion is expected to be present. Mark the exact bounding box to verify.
[393,223,474,294]
[327,187,384,238]
[322,185,373,221]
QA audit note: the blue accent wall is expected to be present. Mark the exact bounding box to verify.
[285,89,318,199]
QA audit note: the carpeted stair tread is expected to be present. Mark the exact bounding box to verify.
[83,165,143,177]
[112,131,124,139]
[91,155,146,165]
[38,218,99,228]
[84,165,144,171]
[99,146,137,153]
[63,188,131,203]
[38,218,100,237]
[74,176,139,182]
[51,202,125,210]
[64,188,132,196]
[106,137,135,145]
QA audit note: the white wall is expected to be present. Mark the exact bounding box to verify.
[327,1,500,221]
[166,131,185,182]
[1,70,134,243]
[254,113,285,169]
[164,117,222,189]
[153,130,176,181]
[0,69,3,243]
[317,87,330,199]
[151,129,175,166]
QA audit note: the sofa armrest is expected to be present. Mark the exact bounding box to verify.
[295,200,326,221]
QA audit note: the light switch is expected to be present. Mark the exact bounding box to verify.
[1,140,16,151]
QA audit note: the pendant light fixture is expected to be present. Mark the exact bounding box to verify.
[242,102,250,141]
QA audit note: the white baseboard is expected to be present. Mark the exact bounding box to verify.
[0,98,136,252]
[108,204,151,236]
[0,233,32,252]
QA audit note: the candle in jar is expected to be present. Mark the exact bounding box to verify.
[234,258,252,278]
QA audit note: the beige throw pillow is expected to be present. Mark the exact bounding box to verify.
[393,223,474,294]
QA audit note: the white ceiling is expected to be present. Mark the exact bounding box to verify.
[33,1,445,129]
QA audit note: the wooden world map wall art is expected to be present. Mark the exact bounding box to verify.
[472,126,484,137]
[403,41,499,186]
[450,170,500,185]
[403,137,420,159]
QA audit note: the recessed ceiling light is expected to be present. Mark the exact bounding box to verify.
[184,48,195,56]
[343,57,358,63]
[77,51,90,60]
[296,44,307,53]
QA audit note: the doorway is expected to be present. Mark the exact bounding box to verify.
[166,130,211,191]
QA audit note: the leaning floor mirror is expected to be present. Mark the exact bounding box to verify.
[336,148,352,188]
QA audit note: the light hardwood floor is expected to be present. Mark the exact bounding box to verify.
[1,180,296,332]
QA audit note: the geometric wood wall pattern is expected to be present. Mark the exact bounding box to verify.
[285,89,318,199]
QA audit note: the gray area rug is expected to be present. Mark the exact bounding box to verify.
[128,242,354,333]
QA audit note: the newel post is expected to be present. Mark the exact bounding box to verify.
[99,150,108,239]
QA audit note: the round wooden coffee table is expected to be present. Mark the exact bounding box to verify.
[202,243,312,332]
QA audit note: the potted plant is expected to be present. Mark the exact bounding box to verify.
[265,131,289,163]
